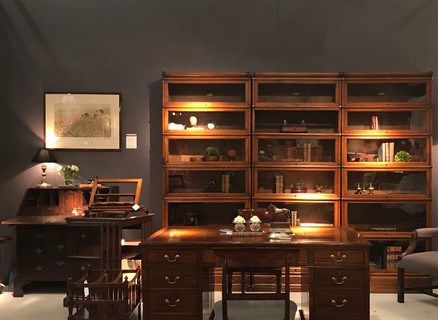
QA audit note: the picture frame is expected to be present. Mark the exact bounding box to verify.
[44,93,121,150]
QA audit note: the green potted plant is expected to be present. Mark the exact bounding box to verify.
[204,146,220,161]
[58,164,79,185]
[394,150,411,162]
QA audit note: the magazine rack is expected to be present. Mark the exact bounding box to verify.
[65,268,141,319]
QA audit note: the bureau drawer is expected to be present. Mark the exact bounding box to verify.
[17,230,67,256]
[18,228,66,243]
[147,290,198,314]
[313,249,365,265]
[147,249,197,264]
[18,259,68,279]
[17,243,67,259]
[147,268,198,288]
[312,267,367,289]
[312,289,367,318]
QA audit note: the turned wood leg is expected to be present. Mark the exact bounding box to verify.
[397,267,405,303]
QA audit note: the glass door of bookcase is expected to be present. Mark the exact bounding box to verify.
[254,200,339,227]
[163,74,250,107]
[163,136,249,164]
[166,200,250,226]
[253,75,340,107]
[254,168,339,200]
[163,108,250,134]
[342,201,429,234]
[342,108,431,134]
[254,136,339,164]
[343,137,430,165]
[343,75,431,106]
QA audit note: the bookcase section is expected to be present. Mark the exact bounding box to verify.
[161,72,433,292]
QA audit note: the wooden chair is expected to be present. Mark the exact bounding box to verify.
[211,248,300,320]
[235,208,284,291]
[397,227,438,303]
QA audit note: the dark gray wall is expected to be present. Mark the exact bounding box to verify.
[1,0,438,284]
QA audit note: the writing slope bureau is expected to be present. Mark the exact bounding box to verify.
[2,186,90,297]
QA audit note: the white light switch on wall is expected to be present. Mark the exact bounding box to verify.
[126,134,137,149]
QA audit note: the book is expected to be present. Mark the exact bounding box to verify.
[221,174,230,193]
[275,174,284,193]
[385,245,402,269]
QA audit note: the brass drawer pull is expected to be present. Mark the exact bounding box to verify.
[165,276,180,284]
[57,261,64,266]
[164,254,180,263]
[331,299,347,308]
[331,275,347,285]
[35,248,42,254]
[330,252,346,263]
[165,298,180,307]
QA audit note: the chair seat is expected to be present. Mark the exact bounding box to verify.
[213,300,297,320]
[398,251,438,276]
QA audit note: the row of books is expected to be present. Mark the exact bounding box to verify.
[221,174,230,193]
[378,142,395,162]
[384,245,403,269]
[369,245,403,270]
[275,174,284,193]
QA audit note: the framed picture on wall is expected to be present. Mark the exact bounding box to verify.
[44,93,121,150]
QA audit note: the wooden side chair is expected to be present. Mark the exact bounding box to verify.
[397,227,438,303]
[211,248,300,320]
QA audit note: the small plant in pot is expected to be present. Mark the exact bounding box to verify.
[394,150,411,162]
[204,146,220,161]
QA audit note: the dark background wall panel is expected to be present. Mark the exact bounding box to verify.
[1,0,437,282]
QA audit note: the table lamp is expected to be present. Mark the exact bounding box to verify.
[32,148,57,187]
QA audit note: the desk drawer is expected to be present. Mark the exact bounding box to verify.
[147,268,198,288]
[313,249,365,265]
[312,268,366,289]
[312,289,367,318]
[147,290,197,314]
[148,250,197,264]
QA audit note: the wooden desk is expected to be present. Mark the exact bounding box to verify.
[141,226,370,320]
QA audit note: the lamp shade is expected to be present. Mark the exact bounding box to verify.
[32,148,57,163]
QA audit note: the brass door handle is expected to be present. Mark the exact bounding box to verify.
[331,299,347,308]
[331,275,347,285]
[165,276,180,284]
[164,254,180,263]
[330,253,346,263]
[165,298,180,307]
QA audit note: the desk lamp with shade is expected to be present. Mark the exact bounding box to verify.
[32,148,57,187]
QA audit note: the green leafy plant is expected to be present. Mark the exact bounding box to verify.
[204,146,220,157]
[58,164,79,185]
[394,150,411,162]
